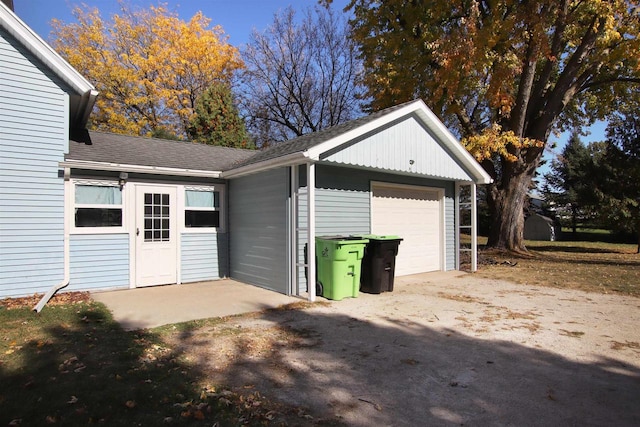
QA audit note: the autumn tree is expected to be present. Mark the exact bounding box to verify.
[51,4,243,138]
[334,0,640,251]
[239,5,363,147]
[187,83,253,148]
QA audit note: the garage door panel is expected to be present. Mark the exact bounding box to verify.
[371,183,442,275]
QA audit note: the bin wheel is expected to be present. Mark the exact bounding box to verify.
[315,281,323,297]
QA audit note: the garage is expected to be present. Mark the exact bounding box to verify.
[371,182,443,275]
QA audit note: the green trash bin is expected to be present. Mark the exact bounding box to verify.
[315,236,369,300]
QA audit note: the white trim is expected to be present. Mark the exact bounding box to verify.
[307,162,316,302]
[471,183,478,272]
[305,100,491,185]
[371,181,445,273]
[180,185,226,233]
[221,152,309,179]
[289,165,298,296]
[61,160,222,179]
[70,179,127,235]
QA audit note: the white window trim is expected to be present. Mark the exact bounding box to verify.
[181,185,226,233]
[71,179,127,234]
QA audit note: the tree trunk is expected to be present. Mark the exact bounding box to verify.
[487,166,537,251]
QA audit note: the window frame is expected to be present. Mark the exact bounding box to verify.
[181,185,225,233]
[71,180,127,234]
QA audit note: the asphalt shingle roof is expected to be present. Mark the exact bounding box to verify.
[66,130,258,172]
[66,101,419,174]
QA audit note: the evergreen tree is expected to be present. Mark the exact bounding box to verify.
[188,83,254,149]
[543,132,592,234]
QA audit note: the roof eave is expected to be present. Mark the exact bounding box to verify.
[61,159,222,179]
[307,99,493,185]
[0,2,97,128]
[221,152,310,179]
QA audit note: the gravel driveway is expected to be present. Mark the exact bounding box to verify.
[169,271,640,426]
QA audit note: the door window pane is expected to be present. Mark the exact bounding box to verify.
[144,192,170,242]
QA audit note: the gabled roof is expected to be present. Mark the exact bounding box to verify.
[63,130,257,178]
[224,100,492,185]
[0,2,97,128]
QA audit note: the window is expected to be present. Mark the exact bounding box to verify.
[185,189,220,228]
[75,184,123,228]
[144,192,170,241]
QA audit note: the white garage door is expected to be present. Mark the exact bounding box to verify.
[371,183,443,275]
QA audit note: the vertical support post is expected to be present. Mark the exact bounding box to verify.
[307,162,316,302]
[471,183,478,272]
[289,165,298,296]
[454,182,461,270]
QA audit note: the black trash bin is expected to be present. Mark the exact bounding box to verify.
[356,235,403,294]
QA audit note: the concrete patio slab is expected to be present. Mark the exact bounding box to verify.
[91,279,300,330]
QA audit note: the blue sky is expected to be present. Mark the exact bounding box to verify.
[15,0,350,46]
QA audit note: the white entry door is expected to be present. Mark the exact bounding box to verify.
[371,183,443,275]
[135,185,177,287]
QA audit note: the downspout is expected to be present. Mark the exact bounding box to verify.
[34,167,71,312]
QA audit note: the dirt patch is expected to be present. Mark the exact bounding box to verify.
[156,273,640,426]
[0,292,91,310]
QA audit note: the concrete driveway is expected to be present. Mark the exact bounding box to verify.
[91,279,299,330]
[156,271,640,426]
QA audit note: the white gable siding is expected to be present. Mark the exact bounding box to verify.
[0,28,70,298]
[323,115,474,181]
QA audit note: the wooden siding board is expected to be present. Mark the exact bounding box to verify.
[229,169,288,293]
[69,235,129,291]
[0,28,71,298]
[181,233,228,282]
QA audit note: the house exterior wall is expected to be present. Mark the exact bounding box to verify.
[296,165,456,292]
[67,171,228,291]
[322,114,474,182]
[229,168,289,293]
[70,234,129,290]
[181,233,229,282]
[0,27,70,298]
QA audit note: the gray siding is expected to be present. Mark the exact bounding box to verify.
[69,234,129,291]
[181,233,228,282]
[323,115,474,182]
[296,165,456,290]
[229,169,289,293]
[0,28,70,298]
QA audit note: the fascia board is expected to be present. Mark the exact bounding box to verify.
[60,160,222,179]
[413,102,493,185]
[0,3,95,95]
[305,101,424,161]
[307,99,493,185]
[221,152,309,179]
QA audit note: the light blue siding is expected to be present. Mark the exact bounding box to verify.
[181,233,228,282]
[69,234,129,291]
[0,27,70,298]
[229,169,289,293]
[323,114,474,182]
